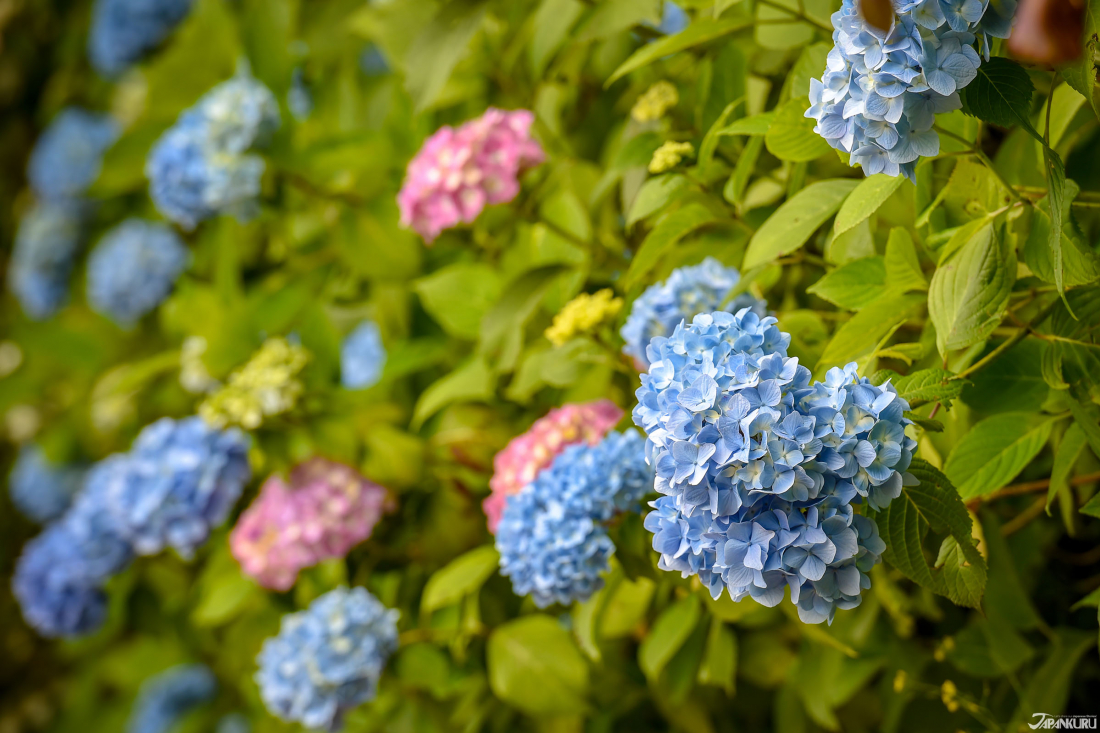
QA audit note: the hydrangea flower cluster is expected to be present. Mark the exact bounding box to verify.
[483,400,624,533]
[397,108,544,243]
[200,337,309,429]
[231,458,392,591]
[631,81,679,123]
[256,587,399,731]
[147,72,280,229]
[649,141,695,173]
[496,430,653,607]
[806,0,1015,181]
[126,664,216,733]
[27,108,119,203]
[12,467,134,637]
[89,0,194,76]
[87,218,190,326]
[100,416,251,558]
[341,320,386,390]
[544,289,623,347]
[633,310,915,624]
[621,257,768,370]
[7,203,85,320]
[8,444,85,524]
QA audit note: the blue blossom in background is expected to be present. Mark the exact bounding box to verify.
[256,587,399,731]
[89,0,194,76]
[9,444,85,523]
[496,430,653,607]
[147,73,279,229]
[101,416,251,558]
[216,714,251,733]
[341,320,387,390]
[655,1,689,34]
[359,45,389,76]
[26,108,119,202]
[806,0,1014,181]
[288,68,314,121]
[126,664,216,733]
[621,257,768,369]
[87,218,190,326]
[8,202,85,320]
[633,310,916,623]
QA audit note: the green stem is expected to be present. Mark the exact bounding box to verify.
[755,0,833,31]
[955,297,1061,381]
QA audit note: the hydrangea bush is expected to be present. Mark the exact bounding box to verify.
[3,0,1099,730]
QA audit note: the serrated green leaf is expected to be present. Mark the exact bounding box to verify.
[627,174,691,227]
[743,179,859,269]
[1040,286,1100,391]
[764,98,833,162]
[960,56,1038,137]
[488,615,590,715]
[606,15,752,85]
[639,594,701,681]
[885,227,928,291]
[833,175,905,236]
[1022,180,1100,287]
[622,204,720,289]
[928,221,1015,356]
[893,367,966,404]
[1071,0,1100,118]
[815,292,926,373]
[944,412,1054,499]
[806,256,886,311]
[421,545,500,613]
[877,459,987,608]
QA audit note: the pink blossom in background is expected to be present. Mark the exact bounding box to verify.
[230,458,392,591]
[483,400,623,533]
[397,108,545,243]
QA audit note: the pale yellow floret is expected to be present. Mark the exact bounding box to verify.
[544,289,623,347]
[200,337,310,430]
[631,81,679,123]
[648,141,694,174]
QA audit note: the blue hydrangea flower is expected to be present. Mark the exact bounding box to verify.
[621,258,768,369]
[127,664,217,733]
[146,73,279,230]
[26,108,119,202]
[12,468,134,637]
[288,68,313,121]
[89,0,194,76]
[655,2,689,34]
[806,0,1014,181]
[216,714,251,733]
[633,310,916,624]
[87,218,190,326]
[100,416,251,558]
[495,430,653,607]
[8,202,85,320]
[8,444,85,523]
[256,587,399,732]
[341,321,387,390]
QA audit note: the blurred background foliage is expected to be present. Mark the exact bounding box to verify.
[1,0,1100,732]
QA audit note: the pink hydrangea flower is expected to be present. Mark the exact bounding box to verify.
[397,108,545,243]
[230,458,392,591]
[483,400,623,533]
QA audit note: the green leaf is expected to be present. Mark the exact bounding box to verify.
[885,228,928,291]
[943,412,1054,499]
[806,256,886,311]
[1049,421,1087,510]
[404,0,488,112]
[893,367,967,404]
[696,618,737,694]
[1082,491,1100,519]
[574,0,660,43]
[1007,629,1096,730]
[599,575,656,639]
[960,56,1039,138]
[638,594,701,681]
[1067,398,1100,461]
[833,175,905,237]
[621,204,720,289]
[723,136,764,207]
[415,263,503,339]
[754,0,831,49]
[1040,286,1100,391]
[764,98,834,162]
[815,292,925,372]
[480,264,571,369]
[528,0,584,76]
[1070,0,1100,118]
[411,356,494,428]
[1022,180,1100,287]
[488,615,590,715]
[876,459,987,608]
[928,221,1015,357]
[698,101,742,170]
[627,174,690,227]
[606,15,752,85]
[421,545,500,613]
[963,339,1050,414]
[717,111,775,136]
[742,179,859,269]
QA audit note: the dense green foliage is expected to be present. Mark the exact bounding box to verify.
[2,0,1100,732]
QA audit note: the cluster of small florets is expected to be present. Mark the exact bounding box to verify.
[483,400,624,533]
[200,338,309,429]
[10,108,119,320]
[231,459,392,591]
[126,664,216,733]
[495,430,653,607]
[633,310,915,624]
[621,258,768,370]
[255,587,399,731]
[807,0,1014,181]
[8,445,85,524]
[341,321,387,390]
[397,108,545,243]
[631,81,679,123]
[89,0,194,76]
[87,218,190,326]
[544,289,623,347]
[147,72,280,229]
